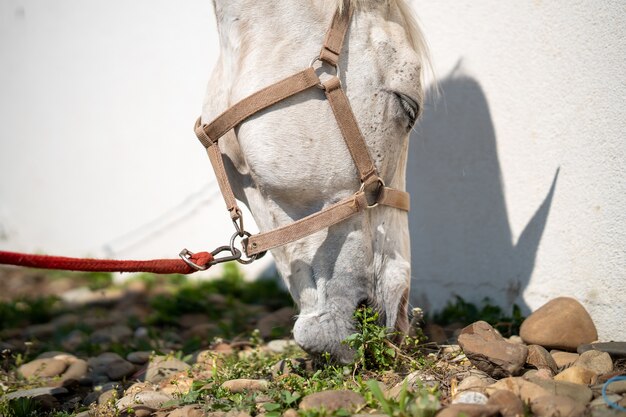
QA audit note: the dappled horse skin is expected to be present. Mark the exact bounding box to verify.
[200,0,428,362]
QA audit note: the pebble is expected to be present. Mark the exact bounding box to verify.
[272,358,313,377]
[486,377,551,403]
[574,350,613,375]
[60,358,89,381]
[184,323,219,339]
[166,405,207,417]
[486,389,525,417]
[106,358,136,380]
[424,323,448,344]
[18,358,68,379]
[451,391,488,405]
[530,394,586,417]
[457,321,528,378]
[222,379,269,393]
[144,356,191,384]
[179,313,210,329]
[4,386,68,400]
[299,390,365,412]
[256,307,296,338]
[554,366,597,385]
[24,323,56,338]
[116,390,173,411]
[266,339,297,353]
[127,351,152,364]
[551,351,580,369]
[578,342,626,358]
[457,375,496,393]
[589,394,623,408]
[604,379,626,394]
[519,297,597,351]
[437,404,500,417]
[523,375,593,405]
[88,352,135,381]
[90,324,133,344]
[526,345,558,374]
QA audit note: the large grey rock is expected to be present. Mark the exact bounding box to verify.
[520,297,597,351]
[458,321,528,378]
[299,390,365,412]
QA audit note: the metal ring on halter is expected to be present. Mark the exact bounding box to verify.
[358,177,385,208]
[309,56,341,89]
[230,231,258,264]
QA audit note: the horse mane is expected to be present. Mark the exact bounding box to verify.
[331,0,435,89]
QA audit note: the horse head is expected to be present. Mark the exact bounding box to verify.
[201,0,429,362]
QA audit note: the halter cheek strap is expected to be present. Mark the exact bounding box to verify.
[194,6,410,258]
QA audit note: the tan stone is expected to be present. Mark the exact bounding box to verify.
[554,366,597,385]
[523,375,593,405]
[574,350,613,375]
[530,395,586,417]
[458,321,528,378]
[167,405,207,417]
[299,390,365,412]
[550,351,579,369]
[485,377,551,403]
[19,358,68,379]
[436,404,500,417]
[222,379,269,393]
[519,297,597,351]
[457,375,496,393]
[526,345,558,374]
[486,390,524,417]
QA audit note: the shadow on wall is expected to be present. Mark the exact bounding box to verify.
[408,62,558,315]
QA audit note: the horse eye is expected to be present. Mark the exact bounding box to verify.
[394,92,419,130]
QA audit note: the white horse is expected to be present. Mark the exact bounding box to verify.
[201,0,429,362]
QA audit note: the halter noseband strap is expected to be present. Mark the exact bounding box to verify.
[194,6,410,259]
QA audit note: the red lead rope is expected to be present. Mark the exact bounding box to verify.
[0,250,214,274]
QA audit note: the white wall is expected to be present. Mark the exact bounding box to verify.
[409,1,625,341]
[1,1,624,340]
[0,0,273,277]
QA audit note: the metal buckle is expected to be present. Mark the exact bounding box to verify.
[309,55,341,89]
[179,247,242,271]
[359,177,385,208]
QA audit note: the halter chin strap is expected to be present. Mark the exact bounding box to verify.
[194,6,410,258]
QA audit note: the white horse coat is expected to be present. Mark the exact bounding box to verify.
[203,0,429,361]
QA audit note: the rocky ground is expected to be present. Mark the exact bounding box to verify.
[0,266,624,417]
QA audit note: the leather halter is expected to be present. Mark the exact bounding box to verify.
[193,6,410,262]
